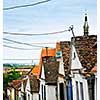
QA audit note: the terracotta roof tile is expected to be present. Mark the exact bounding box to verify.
[12,80,21,88]
[56,42,60,52]
[41,48,56,57]
[91,64,97,72]
[31,66,39,74]
[30,48,56,79]
[30,65,40,79]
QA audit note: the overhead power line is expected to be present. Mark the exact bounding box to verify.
[29,42,56,44]
[3,29,68,36]
[3,45,38,50]
[4,59,39,60]
[3,38,45,48]
[4,38,54,48]
[4,41,56,44]
[3,0,51,10]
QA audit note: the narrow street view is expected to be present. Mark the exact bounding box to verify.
[3,0,97,100]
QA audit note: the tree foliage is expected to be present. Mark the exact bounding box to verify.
[3,66,22,90]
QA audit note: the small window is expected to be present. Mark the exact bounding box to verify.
[23,93,26,100]
[41,84,43,100]
[39,94,41,100]
[44,86,46,100]
[66,82,69,100]
[66,80,73,100]
[76,81,79,100]
[73,52,76,60]
[80,82,84,100]
[59,83,65,100]
[56,51,61,58]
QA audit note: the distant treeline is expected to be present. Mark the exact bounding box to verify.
[3,64,36,68]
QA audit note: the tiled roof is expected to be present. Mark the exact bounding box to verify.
[59,35,97,74]
[91,64,97,72]
[42,56,59,84]
[92,42,97,48]
[41,48,56,57]
[30,66,39,74]
[13,80,21,86]
[29,75,39,93]
[7,80,22,95]
[60,41,71,75]
[73,35,97,70]
[30,65,40,79]
[30,48,56,79]
[7,75,26,88]
[56,42,60,52]
[12,80,21,88]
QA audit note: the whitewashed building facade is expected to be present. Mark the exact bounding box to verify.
[39,56,59,100]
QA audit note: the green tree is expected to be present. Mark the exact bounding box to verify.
[3,66,22,90]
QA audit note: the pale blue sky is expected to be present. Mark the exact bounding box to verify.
[3,0,97,64]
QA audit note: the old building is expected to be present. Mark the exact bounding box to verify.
[39,56,59,100]
[5,12,96,100]
[7,75,40,100]
[91,64,97,100]
[29,75,40,100]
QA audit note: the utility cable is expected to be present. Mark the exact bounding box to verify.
[3,29,69,36]
[3,38,48,48]
[3,38,54,50]
[3,45,39,50]
[3,59,39,60]
[4,41,56,44]
[3,0,51,10]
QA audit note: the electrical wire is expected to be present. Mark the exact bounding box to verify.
[3,38,55,50]
[3,38,54,49]
[3,45,39,50]
[3,59,39,60]
[3,0,51,10]
[3,29,69,36]
[3,38,47,48]
[3,26,74,50]
[3,41,56,44]
[31,42,56,44]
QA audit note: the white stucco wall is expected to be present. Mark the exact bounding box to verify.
[58,56,65,76]
[41,64,45,79]
[21,81,24,93]
[57,53,67,100]
[46,85,57,100]
[11,88,15,100]
[7,89,10,96]
[32,93,39,100]
[72,74,89,100]
[18,91,21,98]
[71,44,89,100]
[39,79,45,100]
[25,76,32,100]
[39,64,45,100]
[95,73,97,100]
[71,44,82,70]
